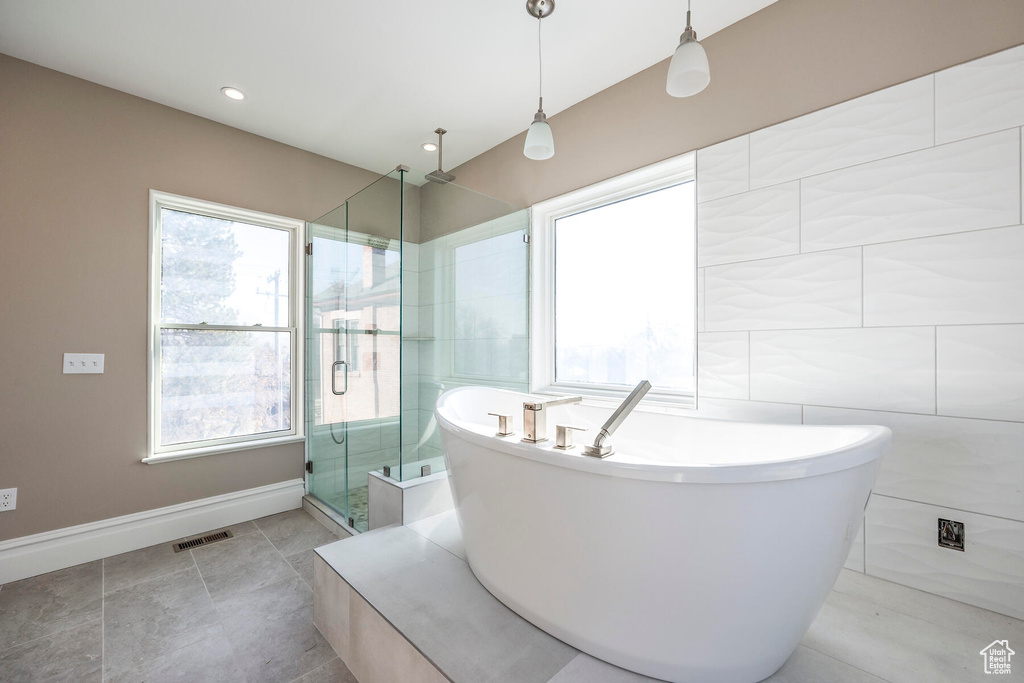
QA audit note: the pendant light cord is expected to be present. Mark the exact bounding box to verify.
[537,16,544,107]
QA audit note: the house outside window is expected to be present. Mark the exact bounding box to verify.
[530,153,697,406]
[146,191,303,462]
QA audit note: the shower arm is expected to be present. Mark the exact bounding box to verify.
[434,128,446,173]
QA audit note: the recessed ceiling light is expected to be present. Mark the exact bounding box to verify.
[221,87,246,101]
[422,142,438,152]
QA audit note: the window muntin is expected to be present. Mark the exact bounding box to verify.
[531,153,697,404]
[554,183,695,392]
[150,193,301,457]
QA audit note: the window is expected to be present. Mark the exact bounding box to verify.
[531,153,696,405]
[147,191,303,461]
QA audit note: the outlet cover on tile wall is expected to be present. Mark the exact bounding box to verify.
[938,518,964,551]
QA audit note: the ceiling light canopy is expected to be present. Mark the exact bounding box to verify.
[523,0,555,161]
[666,0,710,98]
[221,86,246,101]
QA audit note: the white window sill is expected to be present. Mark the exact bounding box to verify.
[143,435,305,465]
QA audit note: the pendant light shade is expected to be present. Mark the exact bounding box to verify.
[667,38,710,97]
[524,108,555,160]
[666,4,710,98]
[524,0,555,161]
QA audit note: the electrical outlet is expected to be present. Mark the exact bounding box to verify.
[938,518,964,551]
[0,488,16,511]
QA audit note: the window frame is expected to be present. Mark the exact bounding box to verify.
[529,152,697,407]
[145,190,305,463]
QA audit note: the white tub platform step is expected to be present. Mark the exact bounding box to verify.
[312,510,1023,683]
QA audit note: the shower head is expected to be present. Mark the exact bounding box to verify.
[425,127,455,184]
[425,169,455,184]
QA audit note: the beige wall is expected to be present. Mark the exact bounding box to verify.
[418,179,522,243]
[0,54,380,540]
[321,174,421,244]
[451,0,1024,207]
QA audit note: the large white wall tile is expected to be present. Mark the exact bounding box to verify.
[865,495,1024,619]
[864,226,1024,326]
[697,182,799,267]
[346,421,383,455]
[696,268,705,333]
[750,328,935,412]
[684,39,1024,621]
[697,332,749,399]
[401,242,420,272]
[402,305,419,337]
[806,407,1024,520]
[696,135,749,203]
[686,397,803,424]
[419,265,455,305]
[749,76,934,189]
[801,130,1021,251]
[936,44,1024,143]
[937,325,1024,422]
[705,248,862,331]
[418,236,446,270]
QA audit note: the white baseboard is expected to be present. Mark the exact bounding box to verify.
[0,479,304,584]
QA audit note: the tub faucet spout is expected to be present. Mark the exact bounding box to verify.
[522,395,583,443]
[583,380,652,458]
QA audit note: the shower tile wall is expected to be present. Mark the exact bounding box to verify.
[403,213,530,466]
[695,43,1024,620]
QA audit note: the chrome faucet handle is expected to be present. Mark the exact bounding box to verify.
[554,425,587,450]
[521,395,583,443]
[487,412,514,437]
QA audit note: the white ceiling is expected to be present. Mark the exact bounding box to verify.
[0,0,776,175]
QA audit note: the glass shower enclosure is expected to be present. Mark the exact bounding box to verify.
[306,169,405,531]
[305,166,529,532]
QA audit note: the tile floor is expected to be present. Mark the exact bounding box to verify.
[5,506,1023,683]
[0,510,356,683]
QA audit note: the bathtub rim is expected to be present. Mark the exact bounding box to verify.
[436,386,891,484]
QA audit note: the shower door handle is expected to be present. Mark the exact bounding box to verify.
[331,360,348,395]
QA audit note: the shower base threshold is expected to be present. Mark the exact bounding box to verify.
[302,495,358,539]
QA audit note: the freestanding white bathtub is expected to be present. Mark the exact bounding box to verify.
[436,386,891,683]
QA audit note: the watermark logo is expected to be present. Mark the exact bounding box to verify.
[980,640,1014,675]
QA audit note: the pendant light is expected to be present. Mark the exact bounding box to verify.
[523,0,555,160]
[666,0,710,98]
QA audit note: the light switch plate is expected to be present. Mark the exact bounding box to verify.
[63,353,105,374]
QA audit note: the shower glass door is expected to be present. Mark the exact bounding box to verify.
[306,171,404,532]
